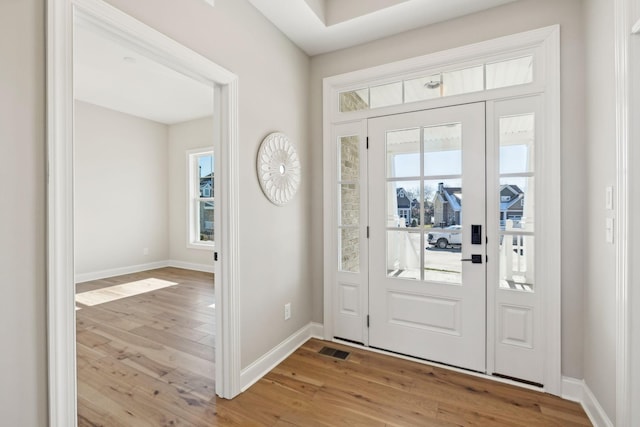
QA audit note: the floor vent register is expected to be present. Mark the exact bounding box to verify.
[318,346,350,360]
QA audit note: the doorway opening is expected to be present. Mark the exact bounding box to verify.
[73,18,218,423]
[47,0,241,425]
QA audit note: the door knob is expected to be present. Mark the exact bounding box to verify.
[461,254,482,264]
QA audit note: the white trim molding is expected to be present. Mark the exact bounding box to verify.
[614,0,632,425]
[75,260,215,284]
[75,261,170,283]
[47,0,76,424]
[240,322,324,391]
[46,0,241,425]
[75,259,214,283]
[562,377,614,427]
[168,260,215,274]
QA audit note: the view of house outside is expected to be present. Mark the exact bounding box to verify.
[198,154,214,242]
[395,182,526,230]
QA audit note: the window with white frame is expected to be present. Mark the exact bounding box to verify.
[188,149,214,248]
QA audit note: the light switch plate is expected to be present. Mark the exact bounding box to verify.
[605,186,613,210]
[605,217,614,243]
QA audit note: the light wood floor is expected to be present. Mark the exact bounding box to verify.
[76,268,591,426]
[76,267,216,426]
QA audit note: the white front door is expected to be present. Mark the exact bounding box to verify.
[368,103,486,372]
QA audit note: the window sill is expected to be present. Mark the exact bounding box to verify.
[187,242,215,251]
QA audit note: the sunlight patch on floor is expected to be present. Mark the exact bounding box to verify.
[75,278,177,306]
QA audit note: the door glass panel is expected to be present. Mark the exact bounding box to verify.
[424,230,462,284]
[338,134,360,273]
[499,114,534,174]
[340,184,359,226]
[425,178,463,285]
[385,118,468,285]
[442,65,484,97]
[387,181,420,228]
[370,81,403,109]
[424,178,461,225]
[486,56,533,90]
[499,177,534,232]
[340,228,359,272]
[387,230,421,279]
[422,119,464,285]
[499,234,534,291]
[424,123,462,176]
[340,135,360,180]
[339,88,369,112]
[386,128,420,178]
[498,110,535,292]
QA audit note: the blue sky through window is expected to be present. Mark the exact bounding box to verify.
[392,144,530,198]
[199,154,213,177]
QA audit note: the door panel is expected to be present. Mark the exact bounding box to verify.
[488,96,543,384]
[368,103,486,372]
[332,122,368,344]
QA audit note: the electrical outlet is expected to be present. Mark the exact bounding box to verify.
[284,303,291,320]
[143,247,149,256]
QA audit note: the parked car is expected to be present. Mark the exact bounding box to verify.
[427,225,462,249]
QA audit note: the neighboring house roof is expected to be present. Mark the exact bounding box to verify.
[435,186,462,212]
[499,184,524,211]
[200,173,214,196]
[396,188,412,209]
[500,196,524,211]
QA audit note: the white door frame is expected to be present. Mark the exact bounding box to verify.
[46,0,241,425]
[323,25,561,395]
[615,0,635,425]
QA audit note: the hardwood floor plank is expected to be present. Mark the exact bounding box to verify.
[92,330,215,379]
[128,325,214,362]
[161,366,217,401]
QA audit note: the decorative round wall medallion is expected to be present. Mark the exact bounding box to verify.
[257,132,301,206]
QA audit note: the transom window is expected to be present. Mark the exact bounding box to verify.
[339,54,534,113]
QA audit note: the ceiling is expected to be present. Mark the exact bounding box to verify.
[248,0,521,56]
[73,24,214,125]
[73,0,520,123]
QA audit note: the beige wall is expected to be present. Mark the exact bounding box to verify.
[103,0,312,368]
[309,0,587,380]
[168,116,215,267]
[0,0,47,425]
[584,0,617,422]
[74,101,170,277]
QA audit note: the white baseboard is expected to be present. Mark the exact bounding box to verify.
[168,259,214,273]
[75,259,214,283]
[309,322,324,339]
[240,322,323,392]
[562,377,614,427]
[75,260,169,283]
